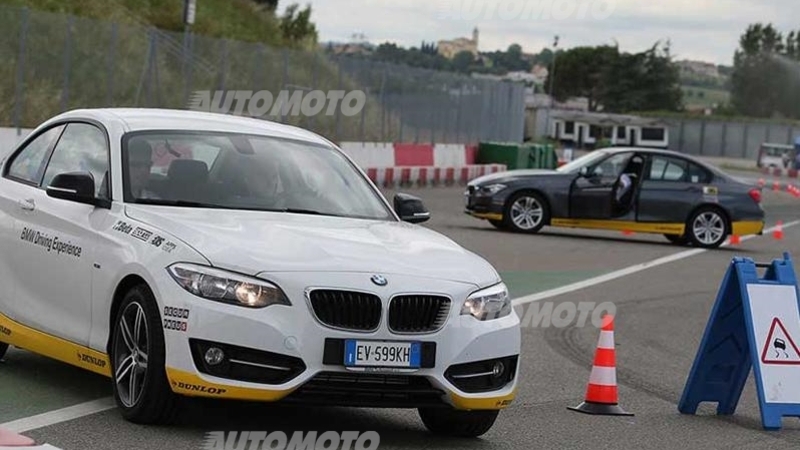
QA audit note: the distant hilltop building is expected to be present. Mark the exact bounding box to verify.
[438,27,479,59]
[677,60,722,79]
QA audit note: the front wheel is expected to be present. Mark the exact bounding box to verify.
[0,342,8,360]
[503,191,549,233]
[110,284,178,424]
[418,407,500,438]
[686,207,728,249]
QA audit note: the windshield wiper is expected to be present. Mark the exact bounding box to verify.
[277,208,343,217]
[133,199,343,216]
[134,199,238,210]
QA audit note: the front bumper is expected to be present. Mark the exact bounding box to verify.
[464,187,506,221]
[158,271,521,411]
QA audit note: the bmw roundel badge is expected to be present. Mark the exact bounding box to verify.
[371,274,388,286]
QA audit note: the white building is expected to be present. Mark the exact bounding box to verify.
[546,110,670,149]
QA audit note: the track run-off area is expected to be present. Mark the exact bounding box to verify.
[1,186,800,449]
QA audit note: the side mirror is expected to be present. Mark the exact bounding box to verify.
[46,172,108,208]
[393,193,431,224]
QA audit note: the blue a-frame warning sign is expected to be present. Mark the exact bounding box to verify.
[679,252,800,430]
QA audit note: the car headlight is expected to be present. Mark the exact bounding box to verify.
[480,184,507,195]
[461,283,511,320]
[167,263,291,308]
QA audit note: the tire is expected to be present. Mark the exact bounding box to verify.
[686,206,729,249]
[503,191,549,234]
[418,407,500,438]
[663,234,690,246]
[110,284,179,424]
[489,220,507,230]
[0,342,8,360]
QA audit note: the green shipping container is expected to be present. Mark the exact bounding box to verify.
[525,144,558,169]
[477,142,559,170]
[477,142,528,170]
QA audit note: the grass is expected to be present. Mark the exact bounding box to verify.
[0,0,286,47]
[0,2,442,142]
[681,85,730,109]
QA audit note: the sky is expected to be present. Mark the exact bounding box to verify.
[299,0,800,66]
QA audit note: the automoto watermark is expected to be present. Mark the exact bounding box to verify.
[515,301,617,328]
[436,0,617,21]
[201,431,380,450]
[187,90,367,118]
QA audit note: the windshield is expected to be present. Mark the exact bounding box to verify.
[555,150,611,174]
[121,131,394,220]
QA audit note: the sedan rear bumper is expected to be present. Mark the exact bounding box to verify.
[731,220,765,236]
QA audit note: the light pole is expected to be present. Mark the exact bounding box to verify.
[544,35,559,142]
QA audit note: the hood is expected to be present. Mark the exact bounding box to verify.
[469,168,564,185]
[123,205,499,287]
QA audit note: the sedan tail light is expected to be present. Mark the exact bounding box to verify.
[748,188,762,203]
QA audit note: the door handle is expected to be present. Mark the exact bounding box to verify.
[18,198,35,211]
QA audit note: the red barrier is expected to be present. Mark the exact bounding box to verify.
[393,143,434,167]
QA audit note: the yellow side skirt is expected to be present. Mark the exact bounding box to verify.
[0,313,112,377]
[550,218,685,234]
[470,214,765,237]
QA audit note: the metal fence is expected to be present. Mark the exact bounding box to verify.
[666,118,800,160]
[0,5,526,144]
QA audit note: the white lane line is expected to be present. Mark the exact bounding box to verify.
[0,397,115,434]
[512,220,800,306]
[1,222,798,434]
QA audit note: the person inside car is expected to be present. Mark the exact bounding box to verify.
[613,155,644,214]
[127,139,161,199]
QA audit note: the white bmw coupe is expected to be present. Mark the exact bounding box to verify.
[0,108,520,437]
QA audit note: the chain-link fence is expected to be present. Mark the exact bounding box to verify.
[0,5,526,144]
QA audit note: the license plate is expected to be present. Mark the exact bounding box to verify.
[344,340,421,368]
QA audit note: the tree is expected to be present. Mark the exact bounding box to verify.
[730,23,800,119]
[545,45,618,111]
[544,42,683,113]
[253,0,279,10]
[279,3,318,48]
[452,51,475,74]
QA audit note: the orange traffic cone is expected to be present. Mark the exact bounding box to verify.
[773,221,784,240]
[729,235,741,245]
[568,315,634,416]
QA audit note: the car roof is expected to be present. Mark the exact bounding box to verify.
[44,108,333,147]
[597,146,712,163]
[597,146,735,179]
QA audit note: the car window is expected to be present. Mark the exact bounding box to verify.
[592,152,632,178]
[649,156,687,182]
[6,125,65,184]
[121,131,393,220]
[42,123,110,199]
[687,162,712,183]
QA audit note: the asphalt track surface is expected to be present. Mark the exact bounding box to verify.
[2,186,800,449]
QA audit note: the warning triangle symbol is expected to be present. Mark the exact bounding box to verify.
[761,317,800,365]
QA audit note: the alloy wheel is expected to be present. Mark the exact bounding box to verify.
[510,196,543,230]
[692,211,725,245]
[114,302,149,408]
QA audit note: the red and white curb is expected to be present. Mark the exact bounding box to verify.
[363,164,507,187]
[338,142,479,167]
